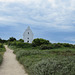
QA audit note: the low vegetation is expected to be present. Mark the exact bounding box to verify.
[9,45,75,75]
[0,37,75,74]
[8,38,75,75]
[0,43,6,65]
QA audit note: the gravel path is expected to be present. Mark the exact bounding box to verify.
[0,45,28,75]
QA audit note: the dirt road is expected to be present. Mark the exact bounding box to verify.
[0,45,28,75]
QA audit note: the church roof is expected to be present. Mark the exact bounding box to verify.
[27,26,30,30]
[23,26,33,36]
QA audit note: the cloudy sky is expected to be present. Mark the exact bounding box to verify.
[0,0,75,44]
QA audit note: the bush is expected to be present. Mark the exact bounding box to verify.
[51,43,74,49]
[72,45,75,48]
[8,41,32,48]
[0,43,4,65]
[0,38,7,43]
[30,57,75,75]
[40,43,64,50]
[40,44,53,50]
[8,37,16,42]
[0,54,3,65]
[0,43,6,65]
[0,43,3,48]
[0,43,5,52]
[18,39,24,42]
[62,43,73,48]
[52,43,63,48]
[32,38,50,47]
[16,50,42,60]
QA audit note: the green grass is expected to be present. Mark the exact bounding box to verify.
[9,45,75,75]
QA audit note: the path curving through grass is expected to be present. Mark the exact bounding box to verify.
[0,45,28,75]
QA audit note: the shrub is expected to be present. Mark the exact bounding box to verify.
[18,39,24,42]
[0,54,3,65]
[0,38,7,43]
[40,44,53,50]
[30,57,75,75]
[52,43,63,48]
[0,43,5,52]
[32,38,50,47]
[71,45,75,48]
[8,41,32,48]
[40,43,64,50]
[0,43,3,48]
[16,50,42,60]
[0,43,4,65]
[62,43,73,48]
[8,37,16,42]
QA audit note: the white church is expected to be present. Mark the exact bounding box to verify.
[23,26,34,43]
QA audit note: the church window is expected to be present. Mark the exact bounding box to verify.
[27,38,29,39]
[27,40,29,43]
[28,32,29,34]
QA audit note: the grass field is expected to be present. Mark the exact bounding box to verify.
[0,43,6,65]
[9,45,75,75]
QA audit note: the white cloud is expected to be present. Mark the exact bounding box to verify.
[0,0,16,2]
[48,0,57,8]
[0,0,75,31]
[0,0,41,4]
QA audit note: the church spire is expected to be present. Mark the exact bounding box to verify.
[27,26,30,30]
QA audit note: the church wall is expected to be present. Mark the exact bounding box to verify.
[23,27,33,43]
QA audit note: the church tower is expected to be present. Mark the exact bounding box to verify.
[23,26,33,43]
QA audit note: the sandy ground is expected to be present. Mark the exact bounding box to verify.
[0,45,28,75]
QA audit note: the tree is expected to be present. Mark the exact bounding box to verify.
[8,37,16,42]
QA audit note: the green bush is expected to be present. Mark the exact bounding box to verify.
[40,43,73,50]
[0,43,3,48]
[32,38,50,47]
[0,38,7,43]
[0,43,5,52]
[0,43,5,65]
[62,43,73,48]
[0,54,3,65]
[30,57,75,75]
[40,43,64,50]
[40,44,53,50]
[16,50,42,60]
[52,43,63,48]
[8,37,16,42]
[8,41,32,48]
[18,39,24,42]
[51,43,74,49]
[0,48,5,52]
